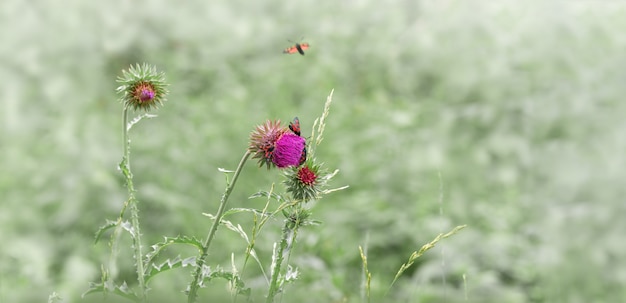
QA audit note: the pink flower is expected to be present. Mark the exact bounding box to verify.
[273,133,306,168]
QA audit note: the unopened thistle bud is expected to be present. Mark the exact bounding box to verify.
[117,63,168,111]
[284,161,327,202]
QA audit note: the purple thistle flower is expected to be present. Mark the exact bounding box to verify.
[249,120,288,169]
[273,133,306,168]
[137,85,156,102]
[117,63,168,112]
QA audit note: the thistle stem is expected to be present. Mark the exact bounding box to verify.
[265,220,292,303]
[187,150,251,303]
[120,107,147,302]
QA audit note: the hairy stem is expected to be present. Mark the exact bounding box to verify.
[187,151,251,303]
[265,225,289,303]
[120,107,147,302]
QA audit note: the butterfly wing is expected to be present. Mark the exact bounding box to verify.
[283,46,299,54]
[289,116,307,166]
[295,43,305,55]
[283,42,309,55]
[299,146,307,166]
[289,117,301,136]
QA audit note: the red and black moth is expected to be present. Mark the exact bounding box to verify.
[283,42,310,56]
[289,117,307,165]
[288,116,302,136]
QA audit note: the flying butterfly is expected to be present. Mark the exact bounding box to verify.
[283,42,310,56]
[289,117,307,165]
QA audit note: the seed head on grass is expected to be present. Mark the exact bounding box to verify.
[117,63,168,111]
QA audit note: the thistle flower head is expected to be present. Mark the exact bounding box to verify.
[273,133,306,168]
[117,63,168,111]
[284,160,327,202]
[249,120,289,169]
[249,118,309,170]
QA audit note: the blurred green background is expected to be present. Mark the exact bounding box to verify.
[2,0,626,302]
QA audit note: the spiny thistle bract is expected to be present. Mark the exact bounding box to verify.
[249,120,306,169]
[283,160,328,202]
[117,63,169,111]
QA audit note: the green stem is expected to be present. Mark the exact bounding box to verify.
[266,222,293,303]
[120,107,147,302]
[187,151,251,303]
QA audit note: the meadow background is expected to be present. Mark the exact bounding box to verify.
[2,0,626,302]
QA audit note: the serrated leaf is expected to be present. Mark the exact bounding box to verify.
[221,220,249,242]
[121,221,134,237]
[284,265,299,282]
[248,191,285,202]
[295,219,322,227]
[145,256,197,283]
[127,113,157,131]
[202,208,272,224]
[94,219,118,244]
[198,267,249,297]
[144,236,203,268]
[223,207,273,218]
[82,281,138,301]
[47,291,62,303]
[202,214,267,282]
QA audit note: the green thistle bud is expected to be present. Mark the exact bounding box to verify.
[117,63,168,111]
[283,160,327,202]
[282,206,313,229]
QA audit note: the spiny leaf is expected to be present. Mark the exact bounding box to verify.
[220,219,250,242]
[144,235,203,267]
[222,207,273,218]
[248,191,286,202]
[121,221,134,237]
[145,256,196,283]
[93,219,118,244]
[127,113,158,131]
[82,281,138,301]
[47,292,62,303]
[198,267,250,296]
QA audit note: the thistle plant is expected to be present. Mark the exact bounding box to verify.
[87,67,346,302]
[187,90,345,303]
[87,64,168,302]
[83,63,464,303]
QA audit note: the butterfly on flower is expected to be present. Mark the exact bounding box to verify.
[289,117,307,165]
[283,42,310,56]
[289,116,302,136]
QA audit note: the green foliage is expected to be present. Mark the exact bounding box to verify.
[144,256,197,283]
[94,220,121,244]
[2,1,626,302]
[144,236,204,272]
[84,281,137,302]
